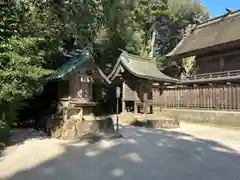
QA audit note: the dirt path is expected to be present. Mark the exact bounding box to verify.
[0,123,240,180]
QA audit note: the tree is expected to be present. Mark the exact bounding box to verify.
[93,0,154,72]
[152,0,209,77]
[0,1,49,138]
[0,37,49,124]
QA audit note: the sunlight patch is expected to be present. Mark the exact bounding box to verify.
[121,152,143,163]
[111,168,125,177]
[85,150,100,157]
[136,133,142,137]
[98,140,119,149]
[210,146,232,153]
[71,141,89,147]
[177,136,195,141]
[126,138,137,144]
[156,142,164,147]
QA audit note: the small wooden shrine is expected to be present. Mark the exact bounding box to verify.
[108,50,178,114]
[48,50,111,120]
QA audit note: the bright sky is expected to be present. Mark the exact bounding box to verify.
[202,0,240,17]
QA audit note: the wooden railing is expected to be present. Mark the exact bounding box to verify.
[181,70,240,82]
[161,84,240,110]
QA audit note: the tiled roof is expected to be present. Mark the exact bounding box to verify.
[109,51,178,83]
[47,50,111,84]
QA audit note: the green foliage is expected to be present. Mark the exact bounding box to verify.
[94,0,154,72]
[0,37,48,102]
[153,0,209,77]
[0,120,11,145]
[0,0,22,39]
[0,37,49,125]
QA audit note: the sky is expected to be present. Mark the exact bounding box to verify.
[202,0,240,17]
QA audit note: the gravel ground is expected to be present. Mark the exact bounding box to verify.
[0,123,240,180]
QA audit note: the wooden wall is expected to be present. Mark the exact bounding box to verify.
[122,80,139,101]
[161,84,240,110]
[122,79,156,102]
[58,69,93,103]
[196,50,240,74]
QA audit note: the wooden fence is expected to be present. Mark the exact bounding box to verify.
[161,84,240,110]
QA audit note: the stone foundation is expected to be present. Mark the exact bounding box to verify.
[130,119,179,129]
[162,108,240,128]
[119,113,180,129]
[50,115,115,141]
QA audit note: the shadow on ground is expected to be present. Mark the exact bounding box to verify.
[0,128,47,159]
[3,125,240,180]
[8,128,47,146]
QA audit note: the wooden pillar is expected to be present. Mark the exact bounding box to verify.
[143,92,148,114]
[122,100,126,113]
[134,102,138,114]
[144,102,148,114]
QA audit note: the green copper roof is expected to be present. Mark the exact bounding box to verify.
[47,50,111,84]
[47,51,91,80]
[109,51,178,83]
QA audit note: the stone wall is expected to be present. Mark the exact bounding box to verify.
[161,108,240,128]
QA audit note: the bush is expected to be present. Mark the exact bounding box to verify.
[0,120,11,147]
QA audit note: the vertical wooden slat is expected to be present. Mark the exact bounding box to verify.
[166,90,169,107]
[184,89,187,107]
[217,86,221,109]
[229,84,232,109]
[193,87,196,108]
[219,86,222,109]
[197,87,199,108]
[191,88,194,108]
[173,89,175,107]
[226,85,229,109]
[212,85,215,109]
[200,87,203,108]
[203,87,206,108]
[237,85,240,109]
[209,86,212,109]
[189,88,191,108]
[177,89,179,107]
[208,86,211,109]
[213,85,217,109]
[221,86,224,109]
[223,85,226,109]
[232,85,236,110]
[198,87,201,108]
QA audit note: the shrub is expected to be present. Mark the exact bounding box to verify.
[0,120,11,148]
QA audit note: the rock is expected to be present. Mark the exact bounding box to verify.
[61,120,78,140]
[51,116,115,141]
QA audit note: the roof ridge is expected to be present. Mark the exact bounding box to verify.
[123,52,157,64]
[197,9,240,28]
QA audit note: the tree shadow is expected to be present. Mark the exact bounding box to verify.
[8,128,47,146]
[3,126,240,180]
